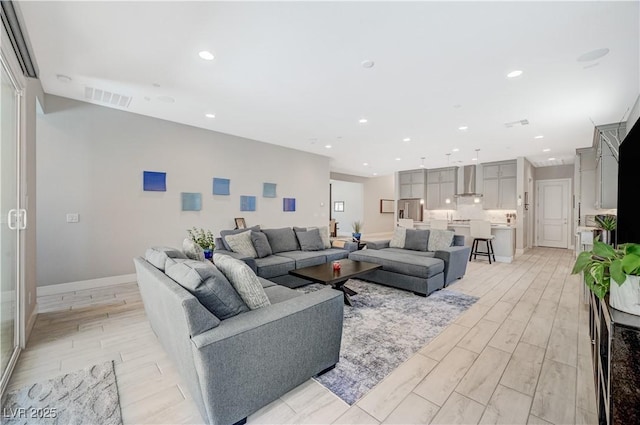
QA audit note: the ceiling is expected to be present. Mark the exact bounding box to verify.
[18,1,640,176]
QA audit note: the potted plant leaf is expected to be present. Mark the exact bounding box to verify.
[572,239,640,315]
[187,227,216,259]
[595,214,617,245]
[352,220,363,242]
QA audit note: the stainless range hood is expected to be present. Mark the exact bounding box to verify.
[455,165,483,198]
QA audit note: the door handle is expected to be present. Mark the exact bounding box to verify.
[19,209,27,230]
[7,209,18,230]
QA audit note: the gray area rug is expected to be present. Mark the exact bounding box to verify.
[3,360,122,425]
[297,280,478,405]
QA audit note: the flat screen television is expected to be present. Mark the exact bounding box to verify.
[616,115,640,244]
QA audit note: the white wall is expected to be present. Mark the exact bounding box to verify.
[37,95,330,286]
[330,180,363,236]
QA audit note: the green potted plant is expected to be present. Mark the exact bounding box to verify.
[352,220,363,242]
[572,239,640,315]
[595,214,617,245]
[187,227,216,259]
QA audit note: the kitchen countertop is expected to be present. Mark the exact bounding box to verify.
[412,221,515,229]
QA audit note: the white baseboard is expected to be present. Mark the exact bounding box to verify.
[37,273,137,296]
[515,248,525,256]
[495,256,513,263]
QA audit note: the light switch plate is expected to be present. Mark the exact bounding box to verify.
[66,213,79,223]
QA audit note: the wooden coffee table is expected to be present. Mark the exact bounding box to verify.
[289,259,381,306]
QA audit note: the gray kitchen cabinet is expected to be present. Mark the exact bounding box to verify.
[482,160,517,209]
[398,169,425,200]
[426,167,457,209]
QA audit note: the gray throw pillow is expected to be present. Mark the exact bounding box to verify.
[292,226,307,232]
[404,229,429,251]
[251,231,273,258]
[165,259,249,320]
[213,254,271,309]
[296,228,325,251]
[428,229,455,251]
[220,225,261,251]
[262,228,299,253]
[224,230,258,258]
[145,246,187,271]
[183,238,205,261]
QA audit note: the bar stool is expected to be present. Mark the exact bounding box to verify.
[469,220,496,264]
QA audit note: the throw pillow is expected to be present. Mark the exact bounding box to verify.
[404,229,429,251]
[295,228,325,251]
[165,259,249,320]
[183,238,205,261]
[262,228,299,253]
[318,225,331,249]
[220,225,261,251]
[428,229,455,251]
[251,231,273,258]
[145,246,187,271]
[389,227,407,248]
[224,230,258,258]
[213,254,271,309]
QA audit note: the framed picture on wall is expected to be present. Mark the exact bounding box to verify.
[334,201,344,212]
[235,217,246,229]
[380,199,394,213]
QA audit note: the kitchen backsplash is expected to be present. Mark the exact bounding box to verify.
[423,197,517,223]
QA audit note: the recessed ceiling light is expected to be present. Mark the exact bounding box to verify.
[156,96,175,103]
[507,70,523,78]
[359,118,368,124]
[534,135,544,139]
[361,60,375,68]
[363,162,369,166]
[325,144,332,149]
[152,83,161,88]
[205,113,215,119]
[548,157,556,161]
[453,104,462,109]
[403,138,411,142]
[458,126,468,131]
[373,173,378,176]
[577,48,610,62]
[452,148,460,152]
[395,157,401,161]
[543,148,551,152]
[199,50,215,60]
[472,158,478,161]
[56,74,72,83]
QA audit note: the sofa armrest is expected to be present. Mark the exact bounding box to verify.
[332,240,358,252]
[366,240,390,250]
[189,289,343,424]
[434,245,471,285]
[212,249,257,273]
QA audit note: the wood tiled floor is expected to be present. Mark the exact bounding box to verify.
[7,247,596,424]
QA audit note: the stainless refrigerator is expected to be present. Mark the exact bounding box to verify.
[397,199,423,221]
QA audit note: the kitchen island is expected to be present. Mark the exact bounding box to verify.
[410,221,516,263]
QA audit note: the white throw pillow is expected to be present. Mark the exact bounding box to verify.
[213,254,270,309]
[225,230,258,258]
[317,226,331,249]
[183,238,205,261]
[428,229,455,251]
[389,227,407,248]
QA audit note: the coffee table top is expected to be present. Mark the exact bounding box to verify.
[289,259,381,286]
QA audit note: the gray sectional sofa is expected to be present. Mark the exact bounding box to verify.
[348,229,471,296]
[134,247,343,425]
[215,226,357,288]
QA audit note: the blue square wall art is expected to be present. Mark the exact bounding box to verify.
[143,171,166,191]
[240,196,256,211]
[213,178,230,195]
[263,182,277,198]
[181,193,202,211]
[283,198,296,212]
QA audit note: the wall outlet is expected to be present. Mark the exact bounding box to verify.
[66,213,79,223]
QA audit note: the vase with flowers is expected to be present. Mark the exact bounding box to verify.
[187,227,216,259]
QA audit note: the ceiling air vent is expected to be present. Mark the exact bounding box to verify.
[84,86,132,108]
[504,119,529,128]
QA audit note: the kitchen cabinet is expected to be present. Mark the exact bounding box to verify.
[482,160,516,209]
[398,169,425,199]
[594,123,624,209]
[426,167,457,210]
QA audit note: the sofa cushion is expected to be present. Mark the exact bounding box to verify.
[428,229,455,252]
[404,229,429,251]
[213,254,271,309]
[165,259,249,320]
[225,230,258,258]
[277,250,326,269]
[383,248,436,258]
[220,225,261,251]
[349,249,444,278]
[263,285,304,304]
[183,239,205,261]
[322,248,350,262]
[294,226,331,249]
[263,228,300,253]
[389,227,407,248]
[296,228,325,251]
[254,255,296,278]
[145,247,187,271]
[251,231,273,258]
[259,277,277,289]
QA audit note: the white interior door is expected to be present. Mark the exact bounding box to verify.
[536,179,570,248]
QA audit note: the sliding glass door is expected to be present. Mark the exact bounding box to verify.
[0,55,20,390]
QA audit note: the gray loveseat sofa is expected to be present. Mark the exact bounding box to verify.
[215,226,357,288]
[348,229,470,296]
[134,247,343,425]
